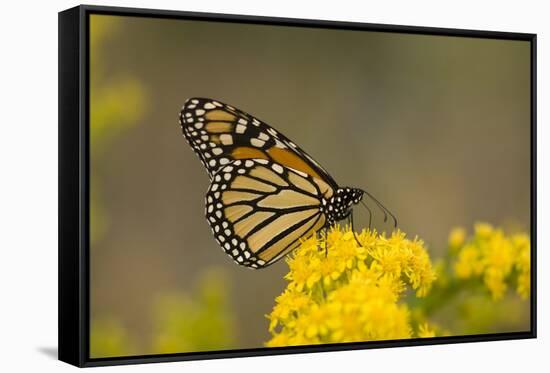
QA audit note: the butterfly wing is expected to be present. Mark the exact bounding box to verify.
[205,159,334,268]
[180,97,338,196]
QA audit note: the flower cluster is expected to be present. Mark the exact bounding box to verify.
[452,222,531,300]
[152,270,236,353]
[266,226,437,347]
[90,269,236,358]
[89,15,148,245]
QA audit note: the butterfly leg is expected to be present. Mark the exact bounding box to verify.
[363,201,373,231]
[323,227,328,257]
[349,211,364,247]
[316,230,323,252]
[316,228,329,256]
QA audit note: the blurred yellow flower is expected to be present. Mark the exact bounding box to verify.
[448,227,466,251]
[417,323,436,338]
[513,234,531,299]
[452,222,530,300]
[475,222,494,238]
[454,244,483,278]
[90,270,237,358]
[90,317,135,358]
[266,226,436,346]
[89,14,148,244]
[152,270,236,354]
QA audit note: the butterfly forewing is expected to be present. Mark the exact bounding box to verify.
[204,159,330,268]
[180,97,338,188]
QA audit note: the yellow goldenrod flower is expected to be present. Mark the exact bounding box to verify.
[474,222,494,238]
[452,222,531,300]
[90,317,135,358]
[152,270,236,354]
[513,233,531,299]
[269,287,313,332]
[266,226,435,346]
[417,323,437,338]
[454,244,482,278]
[267,223,530,347]
[448,227,466,251]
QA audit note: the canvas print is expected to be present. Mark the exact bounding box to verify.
[88,13,532,358]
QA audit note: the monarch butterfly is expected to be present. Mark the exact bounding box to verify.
[179,98,396,269]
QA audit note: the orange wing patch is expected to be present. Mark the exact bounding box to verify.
[232,147,270,160]
[231,147,333,197]
[206,122,233,133]
[267,147,323,180]
[209,134,221,144]
[205,110,236,121]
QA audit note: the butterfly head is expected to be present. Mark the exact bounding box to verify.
[324,187,364,223]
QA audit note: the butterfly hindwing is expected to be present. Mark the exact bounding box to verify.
[180,97,338,188]
[204,159,331,268]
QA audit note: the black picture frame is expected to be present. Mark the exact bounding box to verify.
[58,4,537,368]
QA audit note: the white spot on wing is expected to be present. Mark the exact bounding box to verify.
[220,134,233,145]
[272,164,284,174]
[251,138,265,147]
[236,124,246,134]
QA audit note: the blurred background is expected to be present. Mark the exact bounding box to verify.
[88,14,531,357]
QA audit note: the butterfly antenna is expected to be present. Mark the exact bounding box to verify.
[361,191,398,229]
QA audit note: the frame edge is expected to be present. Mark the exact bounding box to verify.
[78,3,536,40]
[530,34,537,338]
[58,5,85,368]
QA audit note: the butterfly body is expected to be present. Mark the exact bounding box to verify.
[180,98,377,269]
[323,187,365,226]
